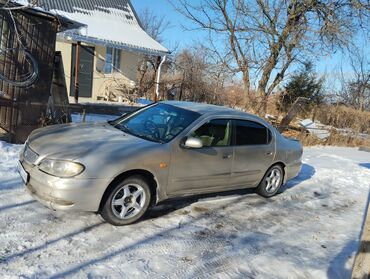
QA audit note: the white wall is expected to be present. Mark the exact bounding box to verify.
[55,41,139,103]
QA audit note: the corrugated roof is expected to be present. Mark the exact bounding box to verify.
[22,0,169,56]
[8,0,83,31]
[39,0,129,13]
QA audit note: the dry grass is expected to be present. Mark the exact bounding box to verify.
[313,105,370,134]
[282,129,370,147]
[263,94,370,133]
[262,97,370,147]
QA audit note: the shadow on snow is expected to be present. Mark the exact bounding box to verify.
[359,163,370,170]
[279,163,315,193]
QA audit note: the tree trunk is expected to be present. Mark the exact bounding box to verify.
[260,95,269,116]
[241,70,252,108]
[278,97,309,133]
[255,88,268,116]
[179,81,184,101]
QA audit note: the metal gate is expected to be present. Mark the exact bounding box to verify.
[0,3,59,143]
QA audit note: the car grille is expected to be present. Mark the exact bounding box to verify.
[24,145,39,165]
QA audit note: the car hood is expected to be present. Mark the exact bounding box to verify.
[27,122,146,160]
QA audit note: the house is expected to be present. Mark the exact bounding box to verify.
[35,0,170,103]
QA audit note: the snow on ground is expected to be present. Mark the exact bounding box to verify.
[0,141,370,278]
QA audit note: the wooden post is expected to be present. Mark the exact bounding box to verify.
[74,42,81,104]
[82,109,86,123]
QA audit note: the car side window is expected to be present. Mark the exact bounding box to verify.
[234,120,270,145]
[191,119,231,147]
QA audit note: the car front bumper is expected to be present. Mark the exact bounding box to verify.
[19,160,110,212]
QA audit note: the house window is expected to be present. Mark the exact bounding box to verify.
[104,47,121,73]
[113,49,121,72]
[104,47,113,73]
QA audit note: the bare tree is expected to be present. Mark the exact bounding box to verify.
[139,9,170,43]
[341,47,370,111]
[171,0,370,113]
[169,47,230,104]
[137,9,171,99]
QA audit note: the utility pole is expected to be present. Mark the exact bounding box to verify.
[152,56,161,102]
[74,41,81,104]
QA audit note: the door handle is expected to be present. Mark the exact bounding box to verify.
[266,151,273,156]
[223,154,232,159]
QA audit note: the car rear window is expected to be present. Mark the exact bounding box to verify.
[234,120,270,145]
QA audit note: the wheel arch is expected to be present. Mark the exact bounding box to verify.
[270,161,286,182]
[98,169,159,212]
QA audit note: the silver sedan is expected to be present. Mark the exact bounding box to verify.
[18,101,302,225]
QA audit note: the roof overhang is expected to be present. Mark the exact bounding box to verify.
[58,32,169,56]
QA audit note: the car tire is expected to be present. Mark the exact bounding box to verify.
[256,165,284,198]
[100,175,151,226]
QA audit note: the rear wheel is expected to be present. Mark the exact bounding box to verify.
[100,176,151,226]
[256,165,284,198]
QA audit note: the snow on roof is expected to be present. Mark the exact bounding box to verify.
[6,0,83,31]
[35,0,170,56]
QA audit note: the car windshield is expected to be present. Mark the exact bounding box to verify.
[109,103,201,143]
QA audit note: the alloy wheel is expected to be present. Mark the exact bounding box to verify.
[111,183,146,220]
[265,168,282,193]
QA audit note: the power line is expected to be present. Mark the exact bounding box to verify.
[0,2,39,87]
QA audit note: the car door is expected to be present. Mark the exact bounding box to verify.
[230,119,275,188]
[167,118,233,196]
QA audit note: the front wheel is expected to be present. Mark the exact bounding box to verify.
[100,176,151,226]
[256,165,284,198]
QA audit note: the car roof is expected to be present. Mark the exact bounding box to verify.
[161,101,261,120]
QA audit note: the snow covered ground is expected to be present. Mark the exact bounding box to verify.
[0,141,369,278]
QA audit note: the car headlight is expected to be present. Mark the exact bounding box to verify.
[38,159,85,178]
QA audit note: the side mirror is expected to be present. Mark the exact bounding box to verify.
[182,137,203,149]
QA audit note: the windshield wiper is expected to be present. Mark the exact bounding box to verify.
[134,133,164,144]
[113,124,163,143]
[113,123,133,134]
